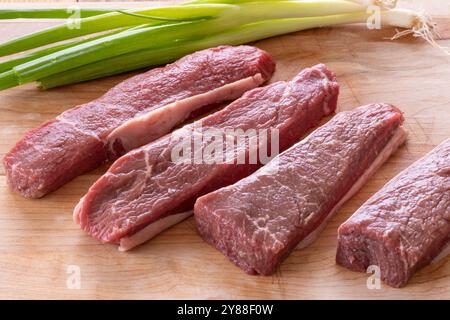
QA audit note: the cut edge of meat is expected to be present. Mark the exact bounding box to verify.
[297,125,408,250]
[106,73,266,157]
[337,223,449,288]
[336,138,449,288]
[336,233,408,287]
[118,210,193,251]
[3,120,108,199]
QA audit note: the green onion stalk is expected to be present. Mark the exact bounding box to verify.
[39,9,436,89]
[0,1,366,88]
[0,1,366,57]
[0,4,234,56]
[0,27,133,73]
[0,0,438,91]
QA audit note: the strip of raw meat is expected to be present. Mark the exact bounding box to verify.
[3,45,275,198]
[336,139,450,287]
[74,64,339,250]
[194,104,406,275]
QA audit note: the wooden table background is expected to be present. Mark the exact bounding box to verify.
[0,0,449,299]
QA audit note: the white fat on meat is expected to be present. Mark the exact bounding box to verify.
[107,74,264,154]
[118,211,193,251]
[74,195,193,250]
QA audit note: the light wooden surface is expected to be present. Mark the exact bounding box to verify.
[0,1,449,300]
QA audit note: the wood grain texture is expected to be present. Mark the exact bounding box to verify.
[0,1,449,299]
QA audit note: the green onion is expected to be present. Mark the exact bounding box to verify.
[0,70,19,90]
[6,1,366,86]
[13,19,230,85]
[40,12,371,89]
[0,0,438,91]
[0,28,131,73]
[38,8,433,89]
[0,1,369,58]
[0,4,234,57]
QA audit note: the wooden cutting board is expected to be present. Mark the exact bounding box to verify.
[0,1,449,299]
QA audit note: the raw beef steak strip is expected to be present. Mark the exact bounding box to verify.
[74,64,339,251]
[336,139,450,288]
[194,104,407,275]
[4,45,275,198]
